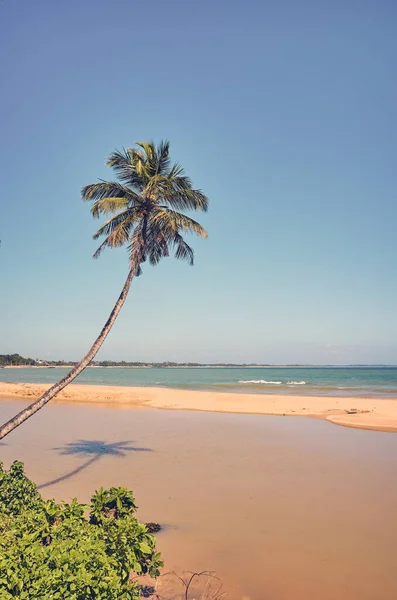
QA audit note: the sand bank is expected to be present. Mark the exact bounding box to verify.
[0,382,396,432]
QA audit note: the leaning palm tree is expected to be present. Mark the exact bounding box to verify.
[0,141,208,440]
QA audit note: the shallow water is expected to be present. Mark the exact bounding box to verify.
[1,399,397,599]
[1,365,397,397]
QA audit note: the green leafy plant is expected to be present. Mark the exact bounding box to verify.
[0,461,163,599]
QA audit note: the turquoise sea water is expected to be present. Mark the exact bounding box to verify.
[1,366,397,398]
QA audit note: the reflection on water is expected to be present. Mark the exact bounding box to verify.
[0,399,397,600]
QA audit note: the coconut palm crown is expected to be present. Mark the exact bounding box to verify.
[82,140,208,272]
[0,141,209,440]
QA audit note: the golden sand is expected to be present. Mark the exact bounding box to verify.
[0,382,396,431]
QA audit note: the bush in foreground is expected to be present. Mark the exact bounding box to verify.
[0,461,163,599]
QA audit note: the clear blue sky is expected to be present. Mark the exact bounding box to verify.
[1,0,396,364]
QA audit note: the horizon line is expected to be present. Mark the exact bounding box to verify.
[1,359,396,368]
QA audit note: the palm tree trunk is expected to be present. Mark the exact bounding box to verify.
[0,266,138,440]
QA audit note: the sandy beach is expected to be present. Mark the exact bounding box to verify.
[0,381,396,432]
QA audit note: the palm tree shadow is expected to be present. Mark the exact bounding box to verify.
[38,440,152,490]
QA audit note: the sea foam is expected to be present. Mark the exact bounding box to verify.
[238,380,282,384]
[238,380,306,385]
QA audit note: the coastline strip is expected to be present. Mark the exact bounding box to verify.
[0,382,396,433]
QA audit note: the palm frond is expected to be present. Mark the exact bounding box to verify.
[93,219,134,259]
[155,140,171,175]
[172,232,194,265]
[127,222,145,267]
[90,197,130,219]
[126,147,154,186]
[147,229,170,266]
[152,208,208,238]
[168,163,185,178]
[161,188,209,212]
[133,141,169,184]
[92,210,138,240]
[144,173,165,199]
[92,238,109,259]
[143,211,200,266]
[106,150,145,190]
[136,141,155,163]
[82,181,141,203]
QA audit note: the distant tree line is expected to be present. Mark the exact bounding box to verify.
[0,354,37,366]
[92,360,208,367]
[0,354,271,368]
[0,355,76,367]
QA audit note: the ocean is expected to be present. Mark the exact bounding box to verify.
[1,366,397,398]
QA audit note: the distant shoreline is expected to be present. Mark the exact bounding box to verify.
[2,364,397,369]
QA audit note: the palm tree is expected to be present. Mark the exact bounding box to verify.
[0,141,208,440]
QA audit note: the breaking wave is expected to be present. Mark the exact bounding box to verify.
[238,380,306,385]
[238,380,282,384]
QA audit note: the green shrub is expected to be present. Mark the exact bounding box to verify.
[0,461,163,599]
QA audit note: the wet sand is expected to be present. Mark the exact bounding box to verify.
[0,399,396,600]
[1,381,397,431]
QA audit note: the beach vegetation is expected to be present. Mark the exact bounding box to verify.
[0,141,208,439]
[0,461,163,599]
